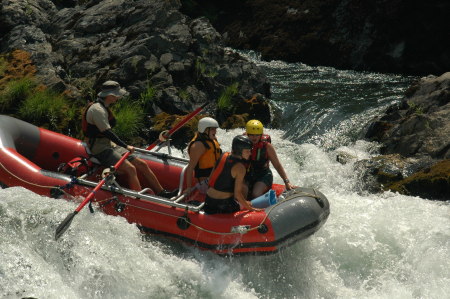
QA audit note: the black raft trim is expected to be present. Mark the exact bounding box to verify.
[138,219,322,255]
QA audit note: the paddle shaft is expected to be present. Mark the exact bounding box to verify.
[75,151,131,212]
[55,151,131,240]
[145,102,208,151]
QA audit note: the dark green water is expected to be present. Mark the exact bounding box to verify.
[241,51,416,149]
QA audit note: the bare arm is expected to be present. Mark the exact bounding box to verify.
[185,142,206,191]
[267,143,294,190]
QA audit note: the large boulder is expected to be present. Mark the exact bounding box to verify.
[361,73,450,200]
[366,72,450,160]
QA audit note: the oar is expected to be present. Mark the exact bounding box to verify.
[145,102,209,151]
[55,151,131,240]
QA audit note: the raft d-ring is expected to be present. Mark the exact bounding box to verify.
[177,216,190,230]
[258,224,269,234]
[114,198,125,213]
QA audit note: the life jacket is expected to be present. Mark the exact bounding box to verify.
[57,156,93,177]
[249,134,271,170]
[82,101,116,146]
[208,152,244,193]
[188,132,222,178]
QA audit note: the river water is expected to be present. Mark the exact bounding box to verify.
[1,53,449,298]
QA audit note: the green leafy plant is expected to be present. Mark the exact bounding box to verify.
[195,58,218,79]
[178,89,190,101]
[139,82,157,111]
[217,82,239,111]
[408,101,424,115]
[195,59,207,78]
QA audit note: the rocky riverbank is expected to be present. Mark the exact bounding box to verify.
[0,0,273,145]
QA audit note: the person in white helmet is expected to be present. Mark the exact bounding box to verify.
[184,117,222,195]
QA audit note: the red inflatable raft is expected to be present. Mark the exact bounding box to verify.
[0,115,330,255]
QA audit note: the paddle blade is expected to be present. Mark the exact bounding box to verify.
[55,211,78,240]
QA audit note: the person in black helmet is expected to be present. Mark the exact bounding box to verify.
[204,135,263,214]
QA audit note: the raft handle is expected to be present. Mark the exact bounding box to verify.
[257,224,269,234]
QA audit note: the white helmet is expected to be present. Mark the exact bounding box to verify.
[198,117,219,133]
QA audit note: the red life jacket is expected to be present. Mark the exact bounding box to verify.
[249,134,271,170]
[81,101,116,138]
[57,156,93,177]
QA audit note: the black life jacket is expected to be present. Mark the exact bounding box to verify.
[208,152,245,193]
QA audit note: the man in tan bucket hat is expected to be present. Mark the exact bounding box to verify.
[82,80,178,198]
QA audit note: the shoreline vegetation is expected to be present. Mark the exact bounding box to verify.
[0,50,261,148]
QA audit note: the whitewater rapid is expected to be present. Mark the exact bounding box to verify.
[1,128,449,299]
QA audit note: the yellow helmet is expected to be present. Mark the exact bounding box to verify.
[246,119,263,135]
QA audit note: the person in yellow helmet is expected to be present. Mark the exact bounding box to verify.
[245,119,294,198]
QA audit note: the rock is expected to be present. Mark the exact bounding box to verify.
[336,151,357,165]
[366,73,450,160]
[190,17,222,47]
[355,154,420,193]
[0,0,56,31]
[181,0,450,76]
[363,73,450,200]
[387,159,450,201]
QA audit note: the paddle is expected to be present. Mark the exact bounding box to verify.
[55,102,209,240]
[55,151,131,240]
[145,102,209,151]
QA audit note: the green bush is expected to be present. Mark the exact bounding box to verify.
[113,100,145,140]
[18,89,68,129]
[0,78,35,112]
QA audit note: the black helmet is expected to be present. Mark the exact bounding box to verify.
[232,135,253,155]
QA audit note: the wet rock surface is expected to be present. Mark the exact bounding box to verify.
[362,73,450,200]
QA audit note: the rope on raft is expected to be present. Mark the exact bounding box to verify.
[1,161,321,236]
[0,162,85,198]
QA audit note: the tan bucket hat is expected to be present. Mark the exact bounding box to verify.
[97,81,128,98]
